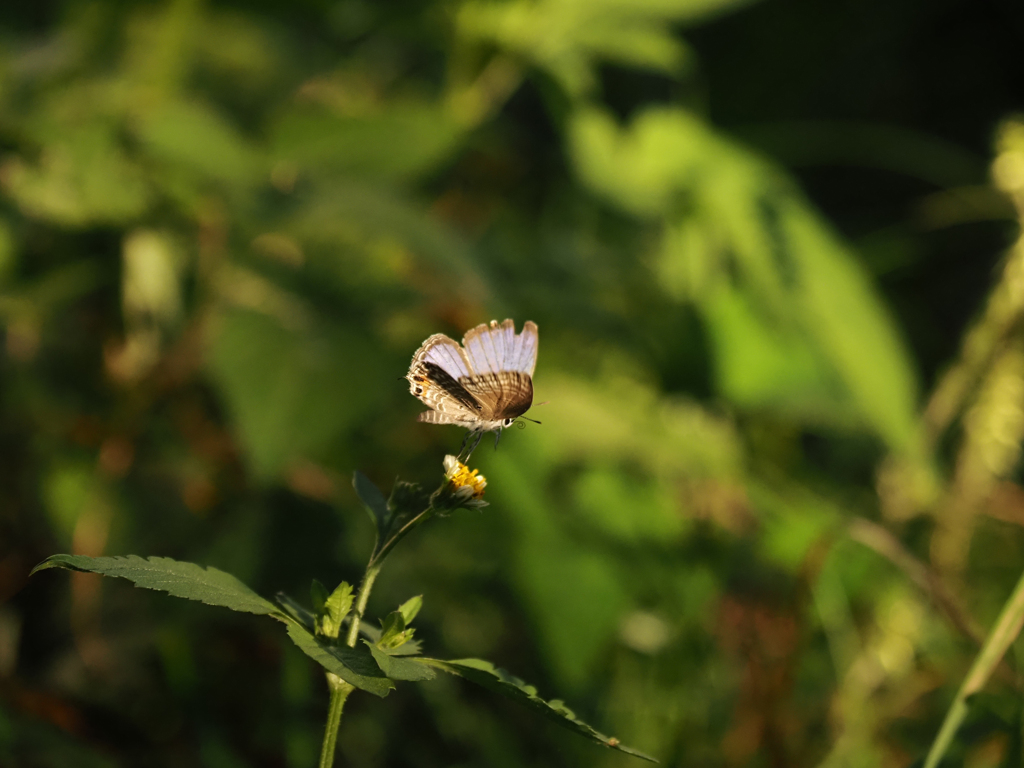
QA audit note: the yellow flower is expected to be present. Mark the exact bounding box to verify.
[442,455,488,509]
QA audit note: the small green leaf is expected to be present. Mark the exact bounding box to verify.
[380,611,405,637]
[285,624,393,698]
[421,658,656,762]
[354,471,390,540]
[398,595,422,625]
[311,579,329,615]
[321,582,354,639]
[367,643,435,682]
[378,611,414,649]
[32,555,278,616]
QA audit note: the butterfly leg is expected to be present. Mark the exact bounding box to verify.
[460,430,485,461]
[493,428,502,450]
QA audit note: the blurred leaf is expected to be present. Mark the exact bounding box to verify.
[272,102,463,181]
[284,181,486,298]
[135,99,265,187]
[529,374,743,480]
[488,449,631,689]
[572,105,922,453]
[459,0,753,97]
[570,106,712,217]
[573,464,685,543]
[40,461,100,545]
[284,624,393,698]
[31,555,279,616]
[702,283,852,425]
[122,229,185,327]
[421,657,657,762]
[751,481,839,571]
[778,199,922,455]
[207,307,386,477]
[2,121,151,225]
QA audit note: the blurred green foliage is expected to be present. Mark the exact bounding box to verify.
[4,0,1024,766]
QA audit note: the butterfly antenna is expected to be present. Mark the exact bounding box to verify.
[520,416,542,425]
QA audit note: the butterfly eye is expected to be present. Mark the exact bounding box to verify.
[502,417,515,428]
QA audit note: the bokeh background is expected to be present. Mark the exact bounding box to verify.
[3,0,1024,765]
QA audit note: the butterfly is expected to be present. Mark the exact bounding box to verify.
[406,319,539,457]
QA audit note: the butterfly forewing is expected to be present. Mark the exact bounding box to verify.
[419,335,471,379]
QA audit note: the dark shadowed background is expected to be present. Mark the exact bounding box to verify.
[3,0,1024,765]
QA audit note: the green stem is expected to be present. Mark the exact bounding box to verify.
[345,562,381,648]
[368,506,435,571]
[318,501,435,764]
[318,673,354,768]
[318,563,382,767]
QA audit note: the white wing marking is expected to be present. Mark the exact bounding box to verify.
[501,321,515,370]
[463,319,531,376]
[421,336,470,379]
[515,321,538,376]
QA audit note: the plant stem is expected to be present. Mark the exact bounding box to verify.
[318,563,382,767]
[318,673,354,768]
[368,506,434,571]
[345,562,381,647]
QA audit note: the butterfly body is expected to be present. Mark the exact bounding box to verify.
[407,319,538,437]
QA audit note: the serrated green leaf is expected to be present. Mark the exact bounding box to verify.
[326,582,354,623]
[285,624,393,698]
[367,643,435,682]
[321,582,354,638]
[32,555,278,616]
[354,471,390,541]
[421,658,656,762]
[398,595,422,624]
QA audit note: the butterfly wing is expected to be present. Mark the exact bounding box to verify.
[407,334,484,425]
[460,320,538,421]
[462,371,534,422]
